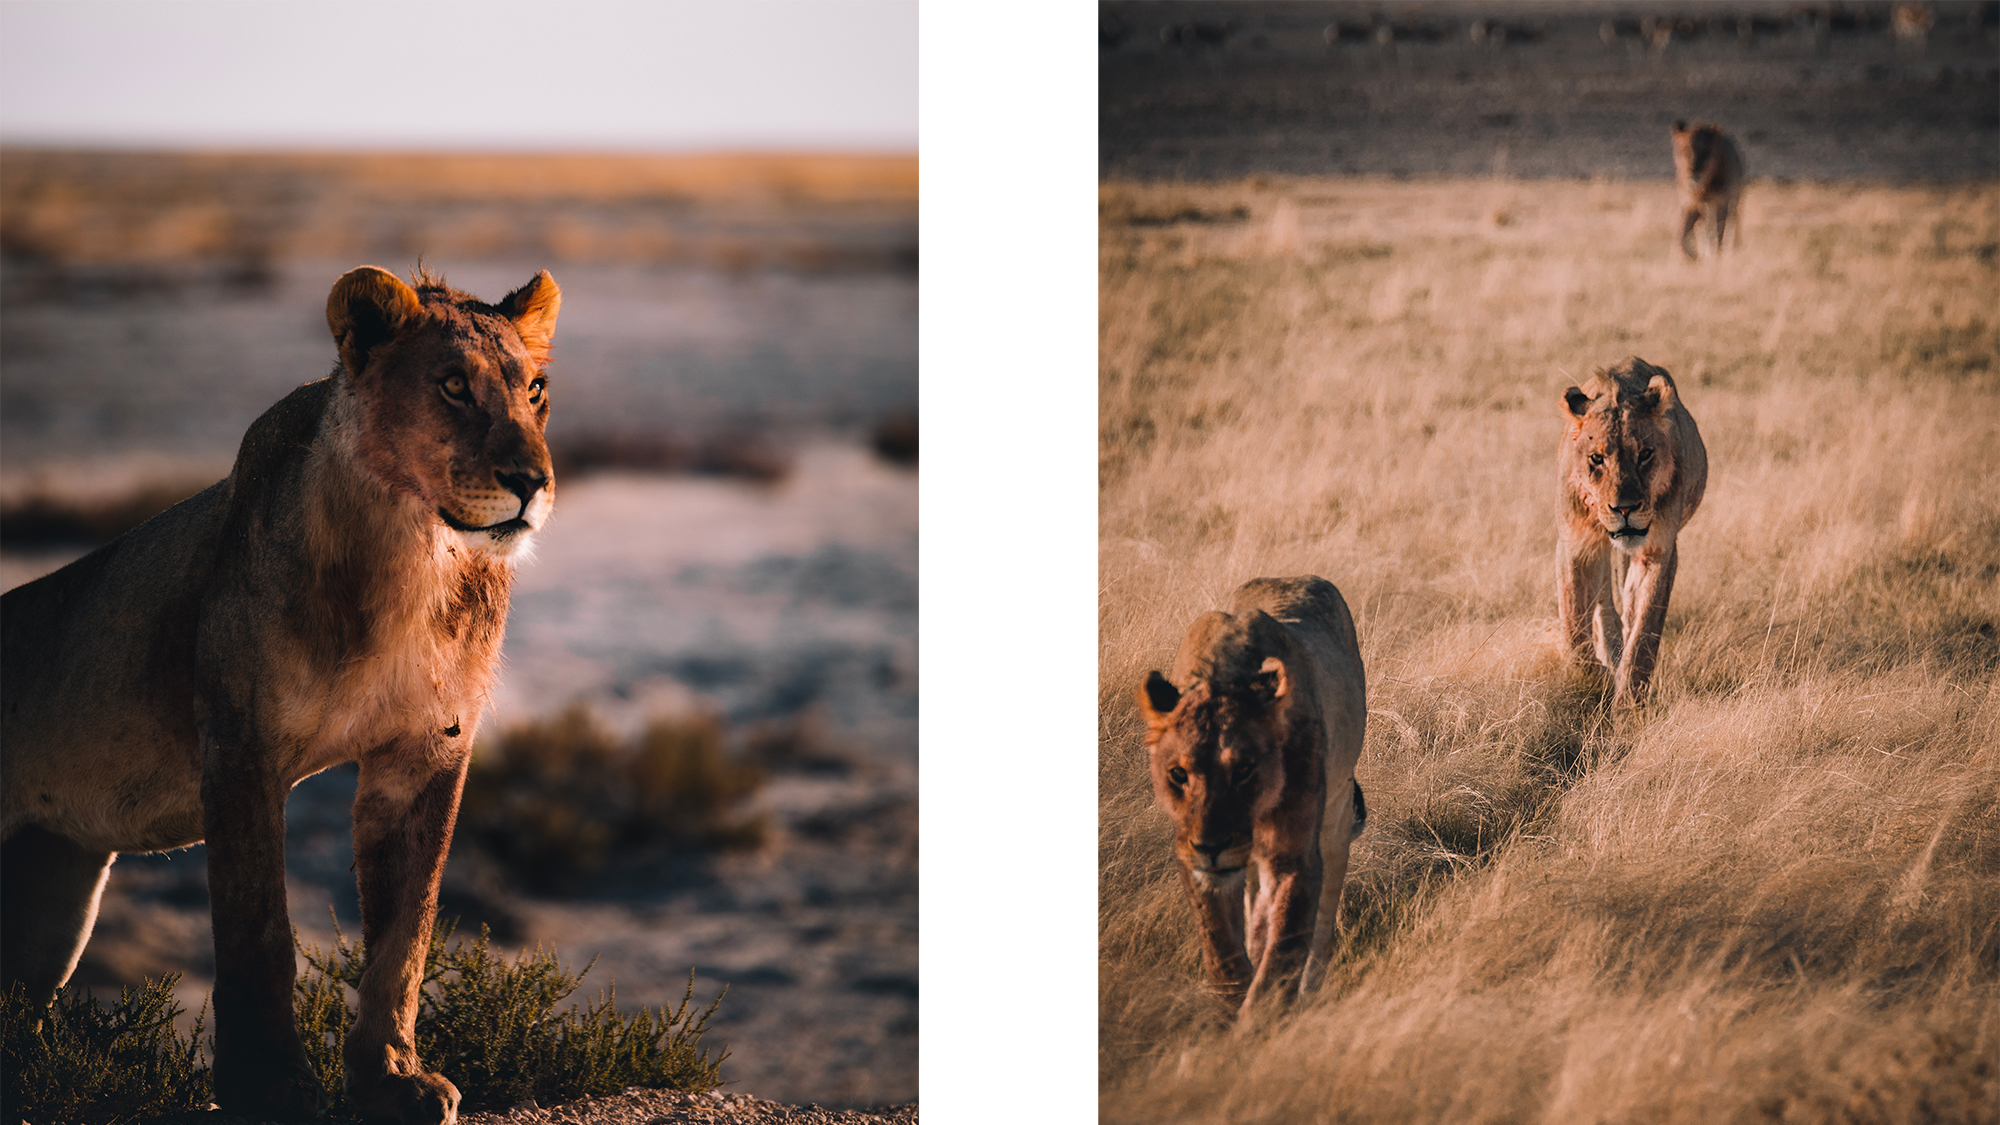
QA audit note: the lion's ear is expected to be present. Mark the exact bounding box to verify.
[1672,119,1689,135]
[327,266,422,376]
[1563,385,1592,418]
[1645,373,1678,415]
[1138,671,1181,727]
[1250,656,1290,707]
[499,270,562,366]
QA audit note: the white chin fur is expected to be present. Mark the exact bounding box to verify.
[1610,529,1649,553]
[457,526,537,560]
[1188,867,1247,892]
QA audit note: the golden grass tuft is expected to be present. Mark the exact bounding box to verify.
[1098,177,1999,1122]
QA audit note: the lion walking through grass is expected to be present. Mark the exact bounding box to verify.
[1136,576,1368,1021]
[1672,120,1745,260]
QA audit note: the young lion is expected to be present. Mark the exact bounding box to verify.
[1557,357,1707,710]
[1136,576,1367,1021]
[1672,120,1745,260]
[1,265,559,1124]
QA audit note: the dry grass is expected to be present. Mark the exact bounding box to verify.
[1098,176,2000,1123]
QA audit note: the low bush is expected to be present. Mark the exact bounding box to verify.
[458,705,767,892]
[0,923,725,1123]
[297,920,727,1114]
[0,976,209,1124]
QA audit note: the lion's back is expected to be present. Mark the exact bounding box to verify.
[1229,576,1366,765]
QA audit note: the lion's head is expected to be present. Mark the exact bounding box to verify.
[1136,610,1315,887]
[1560,357,1692,553]
[326,265,559,559]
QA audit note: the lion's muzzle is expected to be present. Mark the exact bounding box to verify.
[1185,838,1250,878]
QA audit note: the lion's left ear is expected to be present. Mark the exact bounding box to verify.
[499,270,562,366]
[1645,373,1678,415]
[1563,385,1592,419]
[1250,656,1291,708]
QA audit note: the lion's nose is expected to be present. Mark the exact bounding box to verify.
[1609,501,1641,517]
[495,468,549,503]
[1192,839,1233,865]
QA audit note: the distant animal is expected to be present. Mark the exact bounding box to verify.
[1892,2,1934,53]
[1671,120,1746,259]
[1557,357,1707,710]
[1136,576,1367,1020]
[2,264,560,1124]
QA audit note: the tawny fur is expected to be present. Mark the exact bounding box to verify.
[1672,120,1746,260]
[1136,576,1367,1022]
[1,264,560,1125]
[1556,356,1707,710]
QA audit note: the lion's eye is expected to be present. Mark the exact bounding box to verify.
[1637,448,1654,464]
[1167,766,1189,786]
[440,374,472,403]
[1233,763,1256,785]
[1588,453,1605,468]
[528,377,547,404]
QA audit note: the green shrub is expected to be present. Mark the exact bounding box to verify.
[296,919,727,1114]
[1,976,210,1124]
[458,705,766,890]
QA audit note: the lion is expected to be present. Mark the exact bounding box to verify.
[1135,576,1367,1021]
[1557,357,1707,710]
[1,264,559,1124]
[1672,120,1745,260]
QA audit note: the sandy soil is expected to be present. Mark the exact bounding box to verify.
[1101,0,1999,182]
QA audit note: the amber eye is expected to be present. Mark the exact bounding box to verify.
[1233,763,1256,785]
[1637,448,1654,465]
[528,376,547,404]
[1588,453,1605,468]
[1168,766,1189,786]
[440,373,472,403]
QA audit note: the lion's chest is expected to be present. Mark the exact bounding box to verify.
[265,567,508,779]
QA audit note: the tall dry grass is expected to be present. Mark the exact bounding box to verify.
[1099,177,1999,1123]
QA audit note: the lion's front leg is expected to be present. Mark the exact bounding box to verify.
[344,747,470,1125]
[1679,206,1703,260]
[1179,866,1252,1015]
[201,717,329,1119]
[1615,543,1680,709]
[1239,851,1321,1019]
[1558,534,1613,672]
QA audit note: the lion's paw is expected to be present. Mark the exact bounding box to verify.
[348,1069,462,1125]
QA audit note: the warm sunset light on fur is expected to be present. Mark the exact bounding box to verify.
[1099,176,1998,1123]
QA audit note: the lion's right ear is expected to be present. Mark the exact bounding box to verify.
[498,270,562,367]
[1250,656,1291,708]
[1671,119,1689,135]
[1138,671,1181,727]
[1644,373,1679,415]
[327,266,422,376]
[1563,386,1592,418]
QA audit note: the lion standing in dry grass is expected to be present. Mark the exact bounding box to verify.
[1557,357,1707,710]
[1136,576,1367,1021]
[1672,120,1745,260]
[2,265,559,1124]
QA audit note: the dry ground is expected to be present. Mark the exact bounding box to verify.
[1098,177,1999,1122]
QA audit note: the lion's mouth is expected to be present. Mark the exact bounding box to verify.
[438,508,534,536]
[1608,526,1648,540]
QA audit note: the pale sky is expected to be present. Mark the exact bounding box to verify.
[0,0,915,150]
